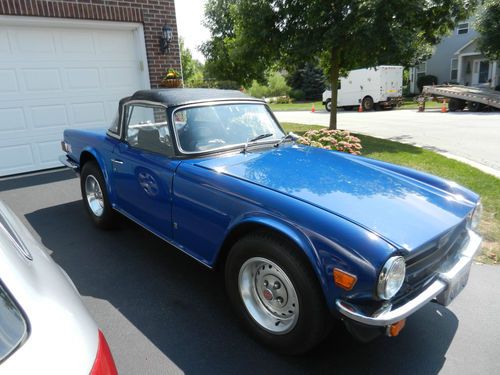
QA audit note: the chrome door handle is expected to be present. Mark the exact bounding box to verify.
[111,159,124,165]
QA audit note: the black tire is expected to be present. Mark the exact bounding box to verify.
[467,101,483,112]
[362,96,374,111]
[448,98,466,112]
[80,161,116,229]
[225,232,331,354]
[325,100,332,112]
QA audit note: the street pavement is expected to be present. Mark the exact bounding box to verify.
[1,169,499,375]
[274,109,500,177]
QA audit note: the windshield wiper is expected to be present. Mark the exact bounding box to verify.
[274,132,298,147]
[249,133,274,142]
[242,133,274,153]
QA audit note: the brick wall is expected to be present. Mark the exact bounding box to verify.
[0,0,181,88]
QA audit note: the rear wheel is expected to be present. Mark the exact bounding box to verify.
[467,101,483,112]
[448,98,466,112]
[80,161,115,229]
[362,96,374,111]
[225,232,331,354]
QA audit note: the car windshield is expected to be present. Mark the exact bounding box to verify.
[173,103,285,153]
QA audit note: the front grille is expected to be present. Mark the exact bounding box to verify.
[395,220,469,300]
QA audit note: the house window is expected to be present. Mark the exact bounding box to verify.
[457,23,469,35]
[450,58,458,81]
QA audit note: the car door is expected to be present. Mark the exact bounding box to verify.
[111,102,180,238]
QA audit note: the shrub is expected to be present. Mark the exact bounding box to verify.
[267,71,291,97]
[417,74,438,93]
[297,128,362,155]
[248,80,270,98]
[274,96,291,104]
[290,89,306,101]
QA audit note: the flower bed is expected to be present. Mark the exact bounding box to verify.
[297,128,362,155]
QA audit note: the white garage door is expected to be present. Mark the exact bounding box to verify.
[0,18,150,176]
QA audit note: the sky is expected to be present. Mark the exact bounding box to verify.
[174,0,210,62]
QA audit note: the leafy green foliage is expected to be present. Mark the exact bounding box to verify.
[180,38,205,86]
[287,64,326,100]
[202,0,477,128]
[417,75,438,93]
[247,71,290,98]
[476,0,500,60]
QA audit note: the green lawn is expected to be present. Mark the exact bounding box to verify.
[282,123,500,264]
[268,101,323,111]
[268,99,441,111]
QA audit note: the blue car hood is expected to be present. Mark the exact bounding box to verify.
[194,145,475,250]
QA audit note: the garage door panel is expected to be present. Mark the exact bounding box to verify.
[0,144,35,173]
[37,140,63,165]
[65,68,101,90]
[71,102,106,125]
[0,107,26,132]
[0,69,18,92]
[31,104,68,129]
[95,30,135,57]
[15,28,55,54]
[60,31,95,55]
[22,68,62,91]
[0,21,148,176]
[0,30,10,52]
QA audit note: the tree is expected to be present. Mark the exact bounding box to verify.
[203,0,477,129]
[287,63,326,100]
[179,38,205,87]
[179,38,203,84]
[476,0,500,60]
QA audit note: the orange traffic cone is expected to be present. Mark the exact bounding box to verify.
[311,103,315,113]
[441,99,447,113]
[358,103,363,112]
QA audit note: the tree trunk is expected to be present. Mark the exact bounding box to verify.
[329,49,341,130]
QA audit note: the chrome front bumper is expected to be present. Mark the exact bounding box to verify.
[336,230,482,327]
[59,155,79,170]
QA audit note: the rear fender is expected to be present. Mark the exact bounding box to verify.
[80,147,113,199]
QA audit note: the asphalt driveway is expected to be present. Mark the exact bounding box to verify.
[1,169,499,375]
[274,110,500,176]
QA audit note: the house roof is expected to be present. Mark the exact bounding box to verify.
[129,88,262,107]
[454,38,479,55]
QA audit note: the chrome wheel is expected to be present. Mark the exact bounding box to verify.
[239,257,299,334]
[85,175,104,217]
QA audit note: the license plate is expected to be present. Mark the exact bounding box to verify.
[436,263,472,306]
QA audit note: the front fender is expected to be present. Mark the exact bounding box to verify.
[222,212,332,304]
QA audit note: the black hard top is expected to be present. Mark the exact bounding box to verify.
[128,88,263,107]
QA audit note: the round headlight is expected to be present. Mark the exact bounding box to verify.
[469,201,482,230]
[377,256,406,300]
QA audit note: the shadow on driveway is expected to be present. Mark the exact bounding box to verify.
[26,201,458,375]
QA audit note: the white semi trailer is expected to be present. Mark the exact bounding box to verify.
[322,65,403,111]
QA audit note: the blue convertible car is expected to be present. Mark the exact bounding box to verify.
[60,89,482,354]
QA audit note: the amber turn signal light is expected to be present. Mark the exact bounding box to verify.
[333,268,357,290]
[387,319,406,337]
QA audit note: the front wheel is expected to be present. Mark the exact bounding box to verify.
[80,161,116,229]
[225,232,331,354]
[325,100,332,112]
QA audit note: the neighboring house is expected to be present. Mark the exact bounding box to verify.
[0,1,182,176]
[410,19,499,93]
